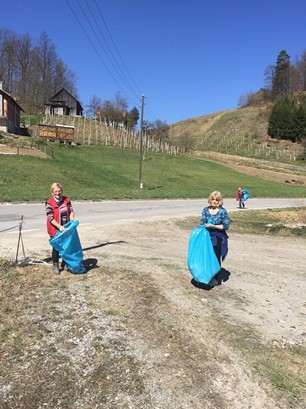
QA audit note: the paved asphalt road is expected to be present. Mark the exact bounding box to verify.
[0,198,304,237]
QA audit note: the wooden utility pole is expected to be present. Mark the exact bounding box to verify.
[138,94,145,189]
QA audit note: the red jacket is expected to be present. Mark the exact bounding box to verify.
[236,190,242,201]
[46,196,72,237]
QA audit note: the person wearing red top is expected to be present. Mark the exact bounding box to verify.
[235,187,245,209]
[45,183,75,274]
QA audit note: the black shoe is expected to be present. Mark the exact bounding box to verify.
[208,278,218,287]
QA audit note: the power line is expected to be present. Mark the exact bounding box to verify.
[93,0,142,95]
[85,0,141,99]
[66,1,164,125]
[65,0,139,106]
[81,0,140,101]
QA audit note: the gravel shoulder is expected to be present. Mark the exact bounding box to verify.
[0,218,305,409]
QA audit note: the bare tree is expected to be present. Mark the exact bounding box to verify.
[237,92,256,107]
[294,50,306,91]
[264,64,275,91]
[146,119,169,145]
[15,34,33,109]
[33,31,57,108]
[96,93,129,126]
[86,95,102,119]
[114,92,128,111]
[52,59,78,96]
[0,28,18,93]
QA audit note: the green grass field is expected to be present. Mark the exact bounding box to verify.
[1,144,306,202]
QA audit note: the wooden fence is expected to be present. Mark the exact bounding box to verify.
[36,115,186,156]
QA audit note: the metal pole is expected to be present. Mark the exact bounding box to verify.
[15,215,25,265]
[138,94,145,189]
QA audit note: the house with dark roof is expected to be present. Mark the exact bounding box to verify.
[45,88,83,116]
[0,81,25,134]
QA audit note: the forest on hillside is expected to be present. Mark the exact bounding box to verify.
[238,49,306,107]
[0,28,149,133]
[0,28,78,114]
[238,49,306,146]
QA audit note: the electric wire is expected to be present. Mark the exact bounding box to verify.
[85,0,140,100]
[66,0,166,126]
[80,0,140,101]
[93,0,143,95]
[65,0,139,106]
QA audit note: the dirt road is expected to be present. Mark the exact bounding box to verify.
[0,218,305,409]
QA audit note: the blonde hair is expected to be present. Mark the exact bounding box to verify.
[208,191,223,207]
[51,182,63,194]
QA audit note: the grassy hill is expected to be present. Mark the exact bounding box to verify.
[170,105,305,163]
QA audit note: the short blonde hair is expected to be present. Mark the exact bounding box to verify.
[51,182,63,194]
[208,191,223,207]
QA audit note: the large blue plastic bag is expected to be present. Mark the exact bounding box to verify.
[242,188,250,201]
[49,220,85,274]
[187,227,220,284]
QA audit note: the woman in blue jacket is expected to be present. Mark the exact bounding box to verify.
[200,191,230,286]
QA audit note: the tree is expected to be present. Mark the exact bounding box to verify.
[291,104,306,143]
[95,93,130,127]
[96,99,123,126]
[0,28,18,93]
[52,59,78,97]
[33,31,57,107]
[86,95,102,119]
[175,131,196,153]
[237,89,270,107]
[127,107,139,129]
[146,120,169,144]
[114,92,128,111]
[264,64,275,92]
[295,50,306,91]
[237,92,255,107]
[0,28,79,114]
[271,49,291,99]
[15,34,33,110]
[268,95,295,139]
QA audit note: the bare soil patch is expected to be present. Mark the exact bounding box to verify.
[195,151,306,186]
[1,218,305,409]
[0,144,48,158]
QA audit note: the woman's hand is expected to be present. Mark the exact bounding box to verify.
[59,226,65,232]
[205,223,215,230]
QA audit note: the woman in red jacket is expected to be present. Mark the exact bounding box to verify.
[236,187,245,209]
[45,183,74,274]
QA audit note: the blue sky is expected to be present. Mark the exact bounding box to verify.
[2,0,306,124]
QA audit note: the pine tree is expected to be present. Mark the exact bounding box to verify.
[268,95,295,139]
[127,107,140,130]
[291,103,306,143]
[271,50,291,99]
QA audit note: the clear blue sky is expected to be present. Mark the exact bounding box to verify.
[2,0,306,124]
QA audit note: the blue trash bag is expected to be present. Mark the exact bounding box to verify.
[242,188,250,201]
[49,220,85,274]
[187,227,220,284]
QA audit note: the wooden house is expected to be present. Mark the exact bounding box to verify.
[0,81,25,134]
[45,88,83,116]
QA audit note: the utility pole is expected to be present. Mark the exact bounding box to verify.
[138,94,145,189]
